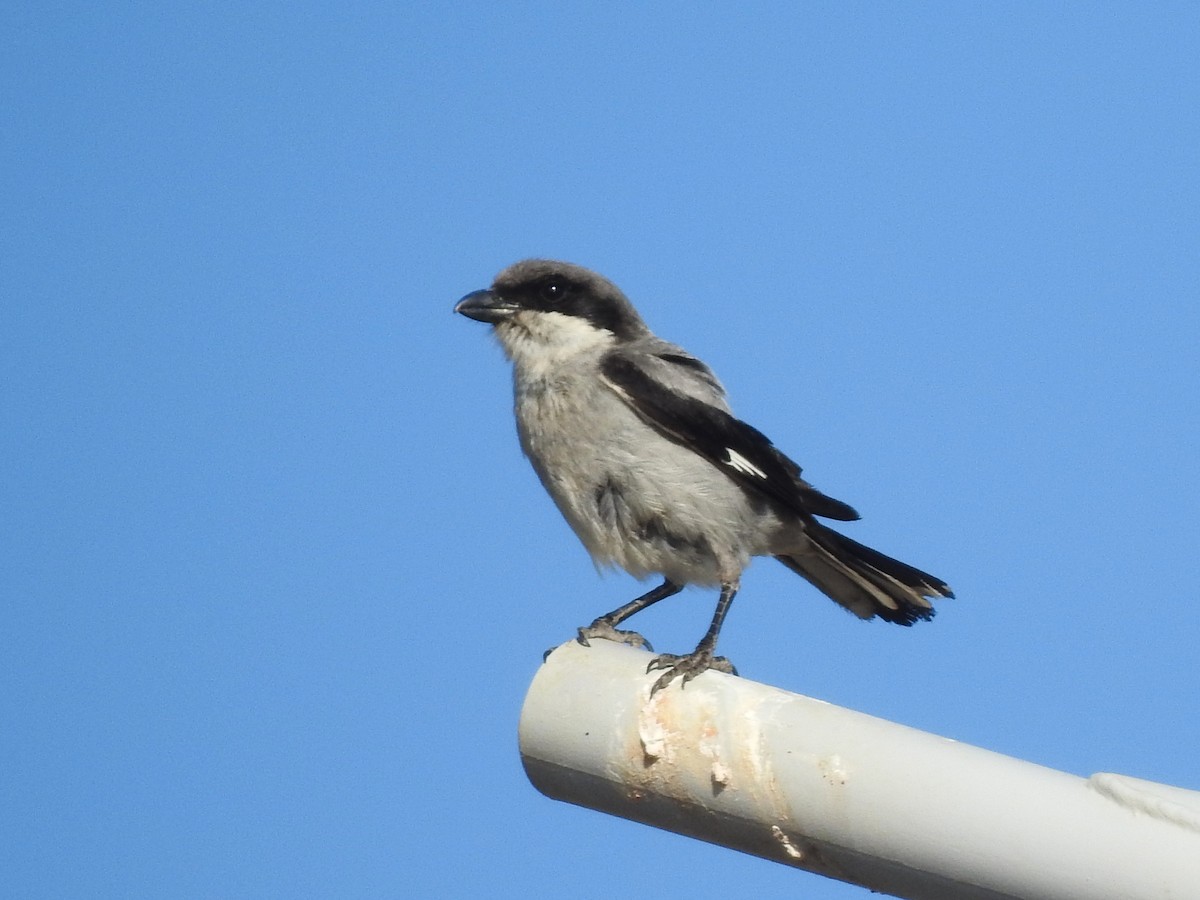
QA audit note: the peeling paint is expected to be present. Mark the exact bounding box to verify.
[1089,772,1200,835]
[818,754,850,786]
[637,689,669,763]
[770,824,805,860]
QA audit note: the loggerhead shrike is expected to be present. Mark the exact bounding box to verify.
[456,259,953,693]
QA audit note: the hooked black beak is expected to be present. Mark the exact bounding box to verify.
[454,289,520,324]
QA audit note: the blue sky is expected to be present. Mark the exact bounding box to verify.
[3,4,1198,898]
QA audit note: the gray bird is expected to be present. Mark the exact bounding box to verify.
[456,259,953,693]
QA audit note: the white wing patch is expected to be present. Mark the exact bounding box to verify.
[725,449,767,480]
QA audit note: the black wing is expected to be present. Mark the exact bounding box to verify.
[601,352,860,522]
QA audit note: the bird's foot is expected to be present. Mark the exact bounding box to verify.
[575,619,653,652]
[645,649,737,695]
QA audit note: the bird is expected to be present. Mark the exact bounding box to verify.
[455,259,953,693]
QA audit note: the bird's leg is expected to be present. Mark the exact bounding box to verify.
[646,580,739,694]
[576,579,683,652]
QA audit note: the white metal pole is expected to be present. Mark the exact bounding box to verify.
[518,639,1200,900]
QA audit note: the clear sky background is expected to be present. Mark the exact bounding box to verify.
[4,4,1198,898]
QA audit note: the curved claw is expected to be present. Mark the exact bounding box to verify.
[576,620,653,652]
[646,650,737,695]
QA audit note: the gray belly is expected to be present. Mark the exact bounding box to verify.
[515,376,777,585]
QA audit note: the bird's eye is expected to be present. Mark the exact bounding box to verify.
[539,280,566,303]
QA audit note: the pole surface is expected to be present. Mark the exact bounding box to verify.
[519,640,1200,900]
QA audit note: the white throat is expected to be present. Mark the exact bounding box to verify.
[496,310,616,378]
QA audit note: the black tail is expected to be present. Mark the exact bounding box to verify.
[775,522,954,625]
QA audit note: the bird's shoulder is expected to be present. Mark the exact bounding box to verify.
[602,338,728,407]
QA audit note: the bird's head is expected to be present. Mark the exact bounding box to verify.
[455,260,648,367]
